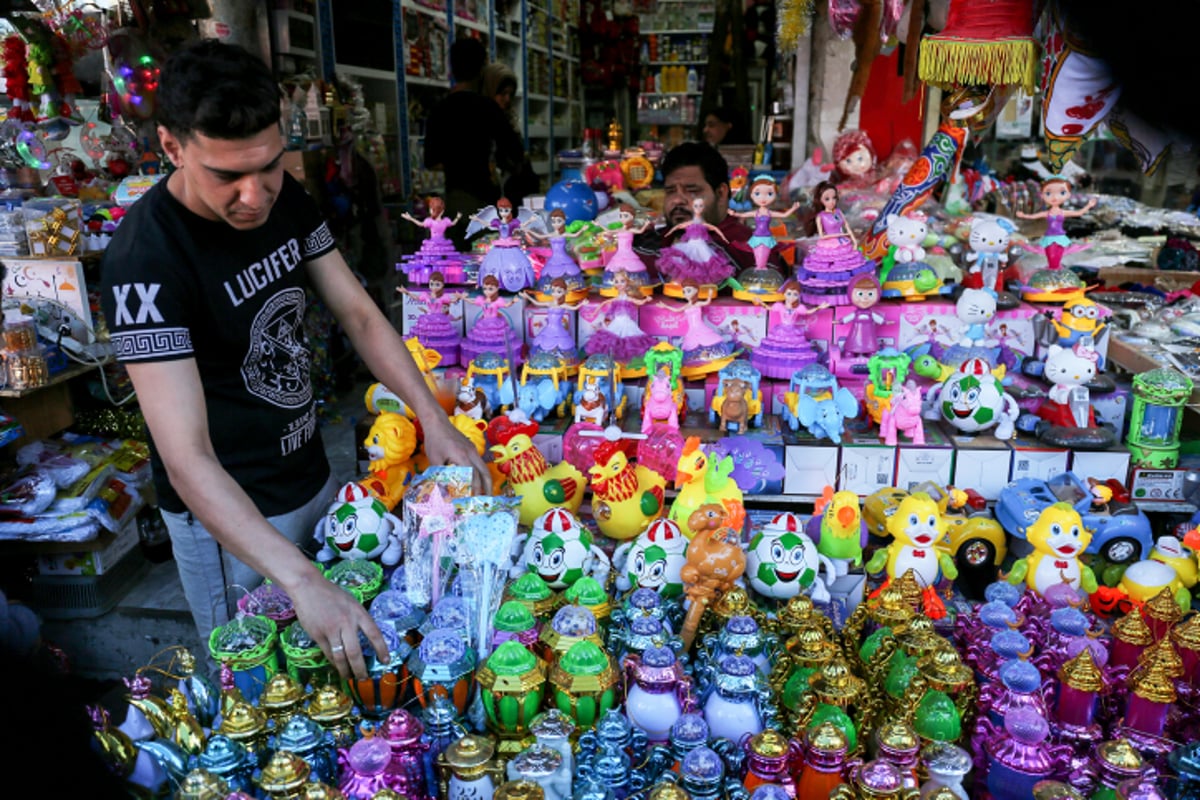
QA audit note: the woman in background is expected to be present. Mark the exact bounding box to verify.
[481,62,538,207]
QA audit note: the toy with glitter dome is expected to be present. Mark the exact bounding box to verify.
[583,271,657,366]
[515,355,573,422]
[460,276,522,367]
[522,283,583,368]
[796,181,876,305]
[398,272,465,366]
[598,204,658,296]
[652,281,738,377]
[399,197,473,284]
[728,175,799,302]
[749,280,827,379]
[656,196,736,298]
[472,199,536,292]
[526,210,588,302]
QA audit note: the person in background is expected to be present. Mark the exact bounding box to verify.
[480,61,538,208]
[425,39,525,246]
[701,106,751,147]
[100,41,488,682]
[635,141,780,274]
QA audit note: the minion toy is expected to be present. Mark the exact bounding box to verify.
[1050,297,1106,349]
[1007,502,1098,596]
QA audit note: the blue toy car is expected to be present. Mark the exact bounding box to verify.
[995,472,1153,565]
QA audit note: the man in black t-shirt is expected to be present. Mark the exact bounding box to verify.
[424,39,525,246]
[100,41,489,681]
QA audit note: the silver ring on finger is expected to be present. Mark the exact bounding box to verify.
[331,644,345,653]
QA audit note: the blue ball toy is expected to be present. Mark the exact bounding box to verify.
[544,179,598,223]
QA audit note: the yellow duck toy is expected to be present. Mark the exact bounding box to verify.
[1102,533,1198,613]
[866,492,957,618]
[589,440,666,541]
[669,437,744,537]
[360,412,428,510]
[1007,502,1098,596]
[487,416,585,527]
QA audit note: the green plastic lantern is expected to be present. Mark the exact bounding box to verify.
[1128,368,1193,468]
[476,641,547,740]
[548,640,618,728]
[505,572,563,622]
[563,577,611,631]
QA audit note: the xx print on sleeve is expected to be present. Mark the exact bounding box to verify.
[109,281,194,361]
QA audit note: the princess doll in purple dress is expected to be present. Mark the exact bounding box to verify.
[656,197,735,296]
[397,271,465,365]
[796,181,876,305]
[460,274,522,367]
[1016,176,1096,270]
[522,278,583,368]
[652,279,736,372]
[728,176,799,300]
[599,204,658,295]
[526,209,587,301]
[399,196,470,283]
[473,198,536,292]
[584,270,657,365]
[837,274,885,360]
[750,280,829,379]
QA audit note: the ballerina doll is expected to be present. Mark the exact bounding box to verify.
[521,278,584,368]
[836,274,885,367]
[656,196,735,298]
[397,271,465,365]
[526,209,588,302]
[584,270,658,365]
[653,279,737,374]
[398,196,470,284]
[472,198,536,292]
[1016,176,1096,270]
[749,279,829,379]
[460,274,522,367]
[728,175,800,302]
[795,181,876,306]
[599,203,657,296]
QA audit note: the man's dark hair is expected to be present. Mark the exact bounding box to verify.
[660,141,730,194]
[157,39,281,140]
[450,38,487,84]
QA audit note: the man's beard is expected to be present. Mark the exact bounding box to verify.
[667,206,692,225]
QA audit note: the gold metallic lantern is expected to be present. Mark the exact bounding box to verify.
[260,672,306,726]
[257,750,312,800]
[176,768,230,800]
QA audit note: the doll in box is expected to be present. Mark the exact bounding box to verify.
[526,209,588,301]
[522,279,583,367]
[656,196,736,295]
[397,271,465,366]
[599,204,657,294]
[460,275,522,366]
[749,280,827,379]
[584,270,657,364]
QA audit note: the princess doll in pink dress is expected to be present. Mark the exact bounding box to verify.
[728,175,799,301]
[397,270,465,365]
[656,197,735,297]
[796,181,876,305]
[472,198,536,292]
[522,278,583,368]
[584,270,657,365]
[399,196,470,284]
[652,279,736,372]
[460,274,522,367]
[599,204,657,296]
[749,280,828,379]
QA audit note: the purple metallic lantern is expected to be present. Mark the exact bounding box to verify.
[983,660,1049,725]
[339,736,394,799]
[985,709,1073,800]
[379,708,432,800]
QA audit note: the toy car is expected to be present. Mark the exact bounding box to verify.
[863,481,1007,599]
[995,472,1153,565]
[709,359,764,431]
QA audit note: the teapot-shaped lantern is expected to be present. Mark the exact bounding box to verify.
[700,615,780,677]
[829,759,920,800]
[700,654,776,744]
[981,659,1050,726]
[982,708,1073,800]
[624,645,694,743]
[380,708,432,800]
[276,714,338,785]
[438,734,504,800]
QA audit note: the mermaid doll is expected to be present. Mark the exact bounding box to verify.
[460,274,522,367]
[728,175,799,302]
[599,203,657,296]
[473,198,536,292]
[397,271,465,366]
[1016,176,1096,270]
[749,280,828,379]
[521,278,583,368]
[526,209,588,301]
[584,270,657,365]
[652,279,737,374]
[795,181,876,305]
[655,196,735,298]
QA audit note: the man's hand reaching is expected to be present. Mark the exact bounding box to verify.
[286,569,391,681]
[423,417,493,496]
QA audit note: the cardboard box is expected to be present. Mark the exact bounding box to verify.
[947,432,1014,500]
[703,299,768,351]
[1070,448,1132,485]
[36,519,139,576]
[1129,468,1190,502]
[821,572,867,630]
[1092,384,1131,437]
[895,425,954,490]
[400,293,464,338]
[838,429,898,496]
[784,443,840,496]
[1008,434,1070,481]
[532,432,564,463]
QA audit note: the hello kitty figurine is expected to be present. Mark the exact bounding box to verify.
[1043,341,1097,407]
[886,212,927,263]
[965,218,1013,294]
[1032,338,1116,449]
[956,288,997,347]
